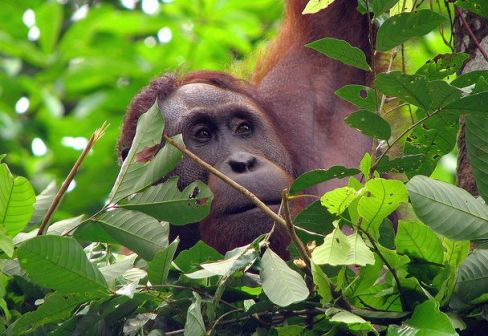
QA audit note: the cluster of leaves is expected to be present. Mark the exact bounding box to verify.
[2,0,488,335]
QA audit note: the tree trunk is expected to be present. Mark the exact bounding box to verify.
[454,7,488,194]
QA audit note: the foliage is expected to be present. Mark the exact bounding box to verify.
[2,0,488,335]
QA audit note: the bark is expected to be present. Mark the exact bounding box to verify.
[454,7,488,194]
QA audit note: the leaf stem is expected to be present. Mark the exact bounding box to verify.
[38,123,109,235]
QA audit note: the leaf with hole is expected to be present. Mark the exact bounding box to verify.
[335,85,378,112]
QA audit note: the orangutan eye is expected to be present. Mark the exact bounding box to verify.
[193,126,212,142]
[235,122,252,136]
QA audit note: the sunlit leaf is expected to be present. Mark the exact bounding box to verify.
[0,164,35,236]
[395,220,443,264]
[320,186,357,215]
[260,248,309,307]
[302,0,335,14]
[312,228,350,266]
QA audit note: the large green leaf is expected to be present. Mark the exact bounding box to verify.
[345,233,375,266]
[0,164,35,236]
[358,178,408,238]
[443,92,488,115]
[335,85,378,112]
[395,220,443,264]
[407,176,488,240]
[311,262,333,305]
[121,178,213,225]
[328,309,377,335]
[307,37,371,71]
[456,0,488,19]
[387,300,456,335]
[148,238,179,285]
[260,248,309,307]
[376,10,445,51]
[345,110,391,140]
[174,240,223,273]
[454,250,488,304]
[75,208,168,260]
[465,90,488,201]
[184,293,205,336]
[290,166,359,194]
[17,236,108,293]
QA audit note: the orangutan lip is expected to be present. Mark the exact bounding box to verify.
[224,200,281,215]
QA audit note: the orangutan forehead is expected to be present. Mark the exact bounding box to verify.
[159,83,257,119]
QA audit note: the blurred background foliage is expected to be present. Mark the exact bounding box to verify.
[0,0,454,220]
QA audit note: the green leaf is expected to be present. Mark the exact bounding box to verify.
[121,178,213,225]
[0,164,36,236]
[465,112,488,202]
[307,37,371,71]
[329,309,377,335]
[320,186,357,215]
[174,240,223,273]
[346,232,375,266]
[407,175,488,240]
[375,72,462,111]
[99,254,137,288]
[371,0,399,16]
[312,228,350,266]
[148,238,179,285]
[335,85,378,112]
[36,1,63,54]
[29,181,56,225]
[376,154,424,174]
[75,208,169,261]
[358,178,408,238]
[184,293,205,336]
[451,70,488,88]
[260,248,309,307]
[456,0,488,19]
[376,10,445,51]
[345,110,391,140]
[8,292,97,335]
[290,166,360,194]
[109,101,175,203]
[387,300,456,336]
[360,153,372,180]
[454,249,488,304]
[311,262,333,304]
[416,53,469,80]
[17,236,108,293]
[302,0,335,14]
[395,220,443,264]
[443,92,488,115]
[0,228,13,257]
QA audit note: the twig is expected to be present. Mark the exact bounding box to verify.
[456,6,488,63]
[38,122,109,235]
[207,309,241,336]
[282,189,311,271]
[361,229,407,311]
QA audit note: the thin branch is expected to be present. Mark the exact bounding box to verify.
[361,229,407,311]
[456,6,488,63]
[282,189,311,271]
[38,122,109,235]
